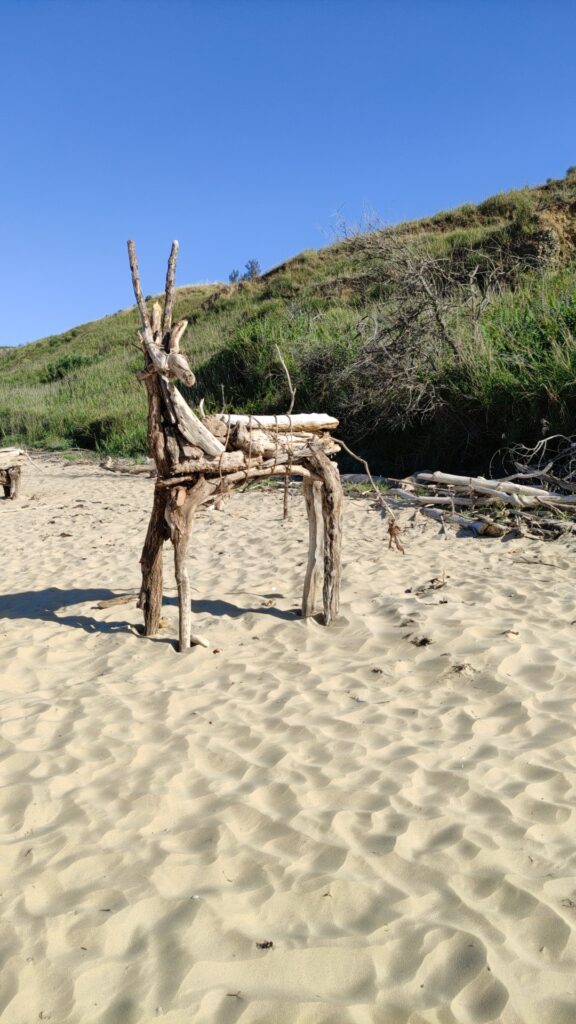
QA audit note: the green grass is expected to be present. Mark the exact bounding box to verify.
[3,172,576,472]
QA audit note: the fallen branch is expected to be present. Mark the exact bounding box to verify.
[100,459,155,476]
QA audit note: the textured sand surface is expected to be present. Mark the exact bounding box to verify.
[1,461,576,1024]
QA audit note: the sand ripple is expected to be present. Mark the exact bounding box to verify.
[1,463,576,1022]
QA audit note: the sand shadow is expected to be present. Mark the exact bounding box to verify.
[190,597,298,621]
[0,587,131,635]
[0,587,300,638]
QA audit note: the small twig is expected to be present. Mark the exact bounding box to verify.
[333,436,399,526]
[388,521,405,552]
[275,345,296,415]
[275,346,296,520]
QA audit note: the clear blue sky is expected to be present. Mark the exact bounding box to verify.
[2,0,575,346]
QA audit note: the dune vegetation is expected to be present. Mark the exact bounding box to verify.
[3,171,576,473]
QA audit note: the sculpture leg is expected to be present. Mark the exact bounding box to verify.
[9,466,21,499]
[174,520,193,651]
[305,452,343,625]
[138,483,168,636]
[169,478,218,652]
[302,477,324,618]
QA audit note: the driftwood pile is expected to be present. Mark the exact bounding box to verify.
[128,241,343,651]
[385,466,576,538]
[0,448,23,500]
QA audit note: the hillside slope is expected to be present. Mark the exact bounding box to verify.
[3,171,576,472]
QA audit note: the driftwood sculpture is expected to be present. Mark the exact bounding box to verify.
[128,241,343,651]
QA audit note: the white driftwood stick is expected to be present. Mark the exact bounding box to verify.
[217,413,339,433]
[459,484,576,507]
[190,632,210,648]
[416,472,551,498]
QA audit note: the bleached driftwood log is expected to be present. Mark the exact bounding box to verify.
[415,471,576,507]
[128,240,344,649]
[217,413,339,432]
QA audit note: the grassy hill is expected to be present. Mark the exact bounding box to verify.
[3,170,576,473]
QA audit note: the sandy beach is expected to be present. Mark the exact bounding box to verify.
[1,459,576,1024]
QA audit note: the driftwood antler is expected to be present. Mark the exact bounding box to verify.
[127,240,196,386]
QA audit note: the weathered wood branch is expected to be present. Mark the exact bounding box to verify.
[159,463,319,488]
[162,240,179,342]
[224,464,316,484]
[167,385,225,457]
[170,319,188,353]
[166,350,196,386]
[127,240,153,340]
